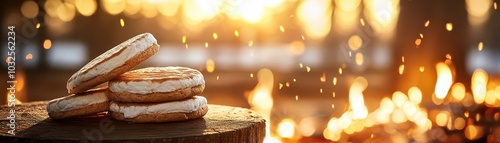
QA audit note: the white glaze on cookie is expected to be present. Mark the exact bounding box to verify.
[109,67,205,94]
[47,91,109,113]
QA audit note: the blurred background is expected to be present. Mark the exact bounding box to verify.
[1,0,500,142]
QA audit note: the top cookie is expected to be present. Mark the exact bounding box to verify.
[67,33,159,94]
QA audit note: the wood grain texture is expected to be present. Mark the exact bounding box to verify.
[0,101,265,143]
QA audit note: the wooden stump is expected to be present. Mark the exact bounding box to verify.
[0,101,265,143]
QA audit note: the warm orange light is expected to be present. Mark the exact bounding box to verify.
[436,111,449,127]
[392,91,407,108]
[25,54,33,60]
[298,117,316,137]
[120,18,125,27]
[57,2,76,22]
[398,64,404,75]
[206,59,215,73]
[43,39,52,49]
[247,68,275,142]
[348,35,363,50]
[239,0,265,23]
[454,117,466,130]
[234,30,239,37]
[355,53,364,65]
[408,86,422,104]
[297,0,332,41]
[277,118,295,138]
[415,38,422,46]
[478,42,483,51]
[446,23,453,31]
[320,73,326,82]
[363,0,400,40]
[102,0,125,15]
[434,62,453,99]
[349,77,368,119]
[21,1,39,18]
[289,40,305,55]
[466,0,492,17]
[75,0,97,16]
[465,125,483,140]
[451,83,466,101]
[212,33,218,40]
[472,69,488,104]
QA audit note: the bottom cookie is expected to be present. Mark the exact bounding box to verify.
[109,96,208,123]
[110,105,208,123]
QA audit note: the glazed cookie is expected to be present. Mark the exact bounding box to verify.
[67,33,160,94]
[47,87,110,120]
[109,96,208,123]
[108,66,205,103]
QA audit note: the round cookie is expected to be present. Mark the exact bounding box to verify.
[108,66,205,103]
[47,87,110,120]
[109,96,208,123]
[67,33,160,94]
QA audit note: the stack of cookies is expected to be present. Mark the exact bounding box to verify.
[108,67,208,123]
[46,33,208,123]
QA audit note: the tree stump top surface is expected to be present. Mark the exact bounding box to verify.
[0,101,265,143]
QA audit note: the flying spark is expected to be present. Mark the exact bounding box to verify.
[425,20,430,27]
[36,23,40,29]
[43,39,52,49]
[205,42,208,48]
[213,33,218,40]
[26,54,33,60]
[338,68,342,74]
[286,82,290,87]
[295,95,298,100]
[216,76,219,80]
[320,73,326,82]
[299,63,303,68]
[182,36,186,43]
[446,23,453,31]
[120,18,125,27]
[478,42,483,51]
[415,38,422,46]
[234,30,239,37]
[360,18,365,26]
[279,25,285,32]
[399,64,405,75]
[248,41,253,47]
[306,66,311,72]
[279,83,283,89]
[250,73,254,78]
[301,35,305,40]
[293,78,297,82]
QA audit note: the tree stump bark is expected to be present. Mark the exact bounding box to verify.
[0,101,265,143]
